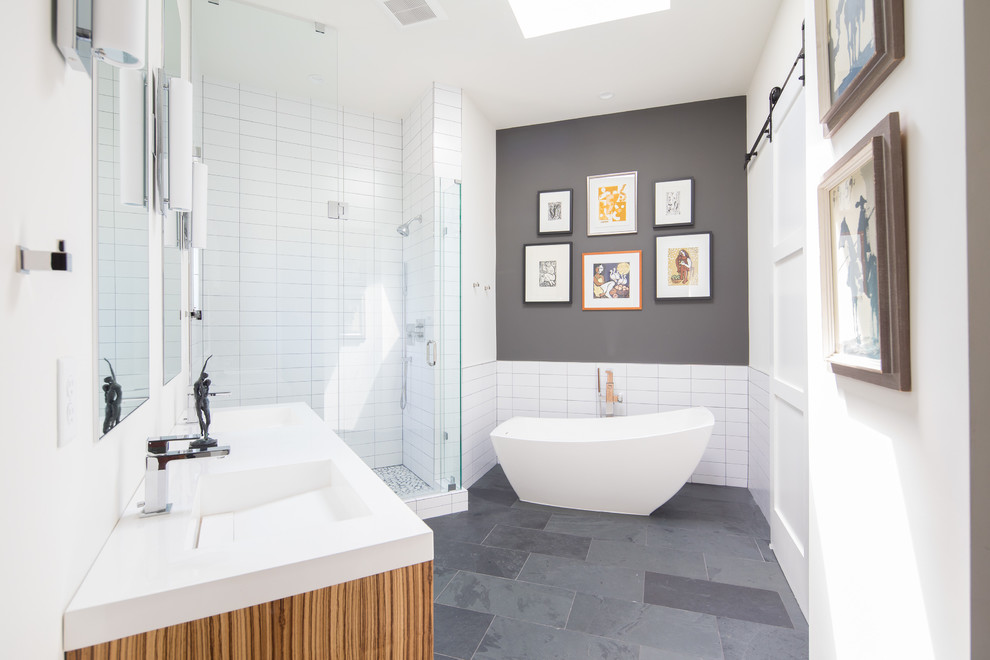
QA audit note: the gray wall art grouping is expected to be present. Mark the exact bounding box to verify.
[496,97,748,364]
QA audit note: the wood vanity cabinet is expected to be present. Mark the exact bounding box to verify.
[65,561,433,660]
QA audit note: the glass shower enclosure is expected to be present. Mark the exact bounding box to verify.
[186,0,461,498]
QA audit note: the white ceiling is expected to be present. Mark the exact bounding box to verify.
[241,0,784,128]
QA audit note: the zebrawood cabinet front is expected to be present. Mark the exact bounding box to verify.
[66,561,433,660]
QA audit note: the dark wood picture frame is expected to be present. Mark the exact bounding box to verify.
[814,0,905,137]
[818,112,909,391]
[523,242,573,304]
[653,177,695,228]
[654,231,713,301]
[537,188,574,235]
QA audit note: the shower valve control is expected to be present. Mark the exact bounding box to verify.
[407,319,426,342]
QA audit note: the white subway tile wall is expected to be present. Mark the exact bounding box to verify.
[748,367,771,521]
[462,362,498,488]
[195,75,407,468]
[496,361,750,487]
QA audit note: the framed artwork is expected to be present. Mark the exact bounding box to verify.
[537,189,573,235]
[818,112,909,390]
[524,242,572,303]
[814,0,904,137]
[581,250,642,310]
[587,171,637,236]
[654,178,694,227]
[655,232,712,300]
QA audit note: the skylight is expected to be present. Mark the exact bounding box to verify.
[506,0,671,39]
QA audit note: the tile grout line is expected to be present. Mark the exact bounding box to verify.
[434,569,460,603]
[468,615,497,660]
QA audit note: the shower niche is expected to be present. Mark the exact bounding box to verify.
[187,0,462,498]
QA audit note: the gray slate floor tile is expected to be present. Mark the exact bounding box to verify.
[433,603,494,660]
[647,523,763,560]
[435,539,530,579]
[586,538,709,580]
[429,466,808,660]
[718,616,810,660]
[705,553,790,591]
[483,524,591,560]
[699,554,809,631]
[517,552,645,602]
[653,506,770,539]
[644,571,792,628]
[434,566,459,600]
[676,483,756,504]
[474,615,640,660]
[639,646,718,659]
[426,506,551,545]
[545,513,649,544]
[436,571,575,628]
[511,499,602,518]
[566,593,723,659]
[756,538,777,563]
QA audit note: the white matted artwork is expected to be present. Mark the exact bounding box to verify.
[524,242,572,303]
[655,232,712,300]
[654,178,694,227]
[537,189,573,235]
[587,171,637,236]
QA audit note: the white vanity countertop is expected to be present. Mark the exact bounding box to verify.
[63,403,434,652]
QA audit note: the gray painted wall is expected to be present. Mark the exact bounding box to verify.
[496,97,748,364]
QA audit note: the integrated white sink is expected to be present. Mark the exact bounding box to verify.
[63,402,433,653]
[207,404,307,434]
[190,459,371,549]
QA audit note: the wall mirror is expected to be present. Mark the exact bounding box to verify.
[162,0,183,384]
[95,56,151,437]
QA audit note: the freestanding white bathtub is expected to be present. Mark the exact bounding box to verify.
[490,407,715,516]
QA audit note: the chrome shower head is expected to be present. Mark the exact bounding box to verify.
[396,215,422,237]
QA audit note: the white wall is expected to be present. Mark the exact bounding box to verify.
[460,94,497,368]
[748,0,973,656]
[0,3,188,657]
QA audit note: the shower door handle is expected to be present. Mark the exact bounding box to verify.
[426,340,437,367]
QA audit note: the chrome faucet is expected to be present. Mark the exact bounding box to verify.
[142,436,230,516]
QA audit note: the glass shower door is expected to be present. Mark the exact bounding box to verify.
[436,178,462,491]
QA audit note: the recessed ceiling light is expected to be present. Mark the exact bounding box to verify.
[599,91,615,100]
[507,0,671,39]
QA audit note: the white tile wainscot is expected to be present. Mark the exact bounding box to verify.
[406,489,468,520]
[496,360,750,487]
[748,367,771,522]
[462,361,498,488]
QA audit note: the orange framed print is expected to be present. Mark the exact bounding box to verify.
[582,250,642,310]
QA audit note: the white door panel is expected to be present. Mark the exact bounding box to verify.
[769,88,809,618]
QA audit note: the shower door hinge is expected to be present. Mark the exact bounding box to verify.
[328,201,348,219]
[187,309,202,320]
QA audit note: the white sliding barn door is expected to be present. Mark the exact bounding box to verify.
[769,86,809,617]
